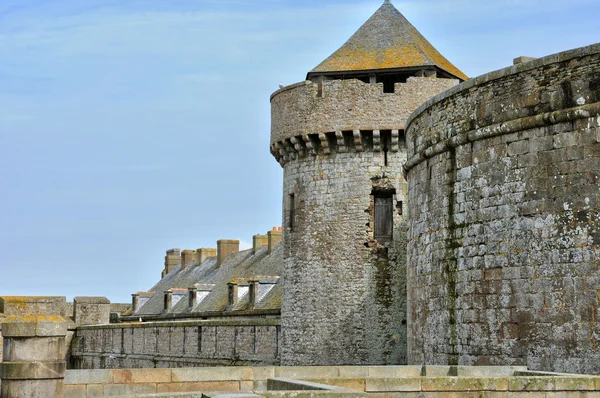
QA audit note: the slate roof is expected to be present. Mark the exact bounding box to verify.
[134,244,283,317]
[308,1,467,81]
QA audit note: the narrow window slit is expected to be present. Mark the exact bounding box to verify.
[289,194,295,231]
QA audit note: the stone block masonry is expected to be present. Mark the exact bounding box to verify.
[58,365,600,397]
[73,297,110,326]
[1,315,68,398]
[70,319,280,369]
[405,43,600,374]
[280,151,408,366]
[270,77,458,150]
[271,73,458,366]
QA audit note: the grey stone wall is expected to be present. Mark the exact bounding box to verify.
[405,43,600,374]
[281,151,407,366]
[70,319,280,369]
[272,76,457,366]
[270,77,458,152]
[73,297,110,325]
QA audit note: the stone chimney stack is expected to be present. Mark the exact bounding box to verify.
[164,249,181,274]
[253,234,268,254]
[268,227,283,254]
[188,287,198,309]
[217,240,239,266]
[181,250,199,269]
[197,248,217,264]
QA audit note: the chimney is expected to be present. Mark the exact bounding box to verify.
[163,290,173,313]
[164,248,181,274]
[197,248,217,264]
[227,282,238,310]
[268,228,282,255]
[248,279,259,309]
[181,250,199,269]
[217,240,240,266]
[252,234,268,254]
[131,294,140,314]
[188,287,198,309]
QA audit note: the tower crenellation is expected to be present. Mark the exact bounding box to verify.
[271,77,457,166]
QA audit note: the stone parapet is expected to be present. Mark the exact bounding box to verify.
[73,297,110,326]
[1,315,68,398]
[70,319,281,370]
[405,42,600,171]
[270,78,457,166]
[0,296,67,317]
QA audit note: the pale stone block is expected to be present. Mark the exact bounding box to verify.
[240,381,254,391]
[251,367,276,380]
[64,369,112,385]
[86,384,104,398]
[508,377,556,391]
[274,366,339,379]
[304,378,365,391]
[172,367,248,382]
[366,378,421,392]
[111,369,132,384]
[338,367,369,377]
[64,385,86,398]
[156,381,240,393]
[103,383,157,395]
[129,368,172,383]
[554,377,596,391]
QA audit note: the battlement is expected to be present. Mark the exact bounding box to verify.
[270,77,457,166]
[405,42,600,172]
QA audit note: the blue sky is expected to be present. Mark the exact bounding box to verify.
[1,0,598,303]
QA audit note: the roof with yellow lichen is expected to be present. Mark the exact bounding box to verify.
[308,1,467,81]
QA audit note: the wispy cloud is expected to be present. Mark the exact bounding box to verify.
[0,0,599,301]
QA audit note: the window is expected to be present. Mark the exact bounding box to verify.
[381,130,391,166]
[374,194,393,243]
[289,194,296,231]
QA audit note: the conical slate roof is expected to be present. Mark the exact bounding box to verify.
[308,1,467,81]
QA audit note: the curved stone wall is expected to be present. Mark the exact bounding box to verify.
[270,77,458,163]
[404,43,600,374]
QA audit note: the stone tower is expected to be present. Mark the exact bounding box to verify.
[270,1,466,366]
[405,44,600,374]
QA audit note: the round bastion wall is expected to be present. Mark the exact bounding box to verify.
[271,77,458,366]
[404,43,600,374]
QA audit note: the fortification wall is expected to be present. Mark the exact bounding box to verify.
[404,43,600,374]
[71,319,280,369]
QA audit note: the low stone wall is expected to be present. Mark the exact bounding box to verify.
[64,367,262,397]
[71,319,280,369]
[62,365,600,398]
